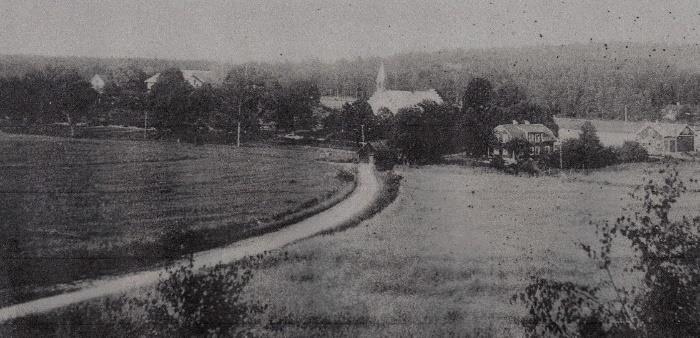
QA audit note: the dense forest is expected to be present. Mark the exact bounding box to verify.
[2,42,700,121]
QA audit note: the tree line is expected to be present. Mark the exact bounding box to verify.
[4,42,700,123]
[0,66,321,143]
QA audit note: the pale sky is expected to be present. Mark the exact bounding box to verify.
[1,0,700,62]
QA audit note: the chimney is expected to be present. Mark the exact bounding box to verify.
[512,120,518,125]
[523,120,530,124]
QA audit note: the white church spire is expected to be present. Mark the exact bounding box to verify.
[376,62,386,93]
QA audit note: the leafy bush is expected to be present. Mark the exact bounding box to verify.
[513,166,700,337]
[140,256,267,336]
[336,169,355,183]
[5,256,267,337]
[618,141,649,163]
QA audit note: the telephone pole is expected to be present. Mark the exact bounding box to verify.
[237,121,241,148]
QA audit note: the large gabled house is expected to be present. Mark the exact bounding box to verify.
[635,122,695,155]
[145,70,217,91]
[491,121,557,159]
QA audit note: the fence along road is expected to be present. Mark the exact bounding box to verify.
[0,163,380,322]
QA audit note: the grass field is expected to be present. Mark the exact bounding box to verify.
[0,133,354,305]
[237,161,700,336]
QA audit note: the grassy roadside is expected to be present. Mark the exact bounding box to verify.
[231,162,700,337]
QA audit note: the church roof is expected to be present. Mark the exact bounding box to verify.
[368,89,443,115]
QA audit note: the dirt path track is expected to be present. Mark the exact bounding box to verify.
[0,163,380,322]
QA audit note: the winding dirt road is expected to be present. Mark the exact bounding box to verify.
[0,163,380,322]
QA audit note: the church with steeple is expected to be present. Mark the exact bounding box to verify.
[367,63,443,115]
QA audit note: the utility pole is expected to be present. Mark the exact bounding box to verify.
[237,121,241,147]
[361,124,365,143]
[624,105,628,123]
[237,99,242,148]
[144,111,148,140]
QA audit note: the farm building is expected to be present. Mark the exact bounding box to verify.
[635,122,695,155]
[90,74,110,94]
[554,117,643,147]
[145,70,217,91]
[358,140,396,170]
[367,63,443,115]
[492,121,557,159]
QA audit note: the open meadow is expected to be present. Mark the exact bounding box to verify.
[0,133,355,306]
[239,161,700,336]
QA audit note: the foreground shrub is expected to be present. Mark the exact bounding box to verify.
[513,165,700,336]
[140,256,267,336]
[6,256,267,337]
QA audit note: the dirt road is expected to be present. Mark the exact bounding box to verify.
[0,163,380,322]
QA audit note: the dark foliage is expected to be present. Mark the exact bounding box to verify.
[558,122,618,169]
[6,257,267,337]
[140,257,267,336]
[461,79,558,157]
[617,141,650,163]
[389,101,457,164]
[514,166,700,337]
[0,67,98,136]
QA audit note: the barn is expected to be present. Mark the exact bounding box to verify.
[635,123,695,155]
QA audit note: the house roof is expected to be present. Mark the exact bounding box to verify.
[144,73,160,84]
[320,96,357,110]
[367,89,443,115]
[638,122,694,138]
[554,117,647,134]
[182,70,217,85]
[495,123,557,142]
[145,70,218,86]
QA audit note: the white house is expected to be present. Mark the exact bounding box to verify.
[90,74,110,94]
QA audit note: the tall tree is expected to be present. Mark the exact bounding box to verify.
[55,71,98,136]
[148,68,195,140]
[463,77,493,110]
[275,80,319,131]
[461,77,496,156]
